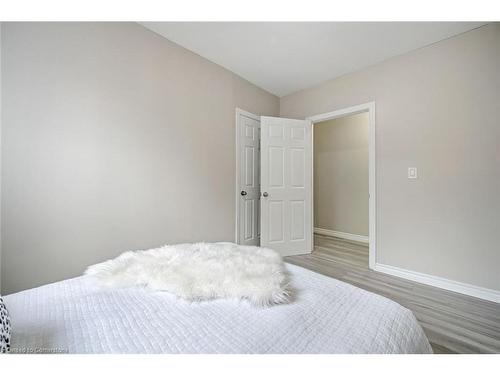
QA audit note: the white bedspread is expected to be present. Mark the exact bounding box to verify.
[4,263,432,354]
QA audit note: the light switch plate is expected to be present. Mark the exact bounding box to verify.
[408,167,418,179]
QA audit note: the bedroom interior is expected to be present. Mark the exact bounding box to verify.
[0,6,499,364]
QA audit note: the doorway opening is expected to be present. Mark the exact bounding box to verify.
[235,103,374,264]
[308,102,376,269]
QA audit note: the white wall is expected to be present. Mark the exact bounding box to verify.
[314,112,369,236]
[1,23,279,294]
[281,24,500,292]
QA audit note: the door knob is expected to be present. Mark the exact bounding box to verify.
[240,190,247,196]
[262,192,269,197]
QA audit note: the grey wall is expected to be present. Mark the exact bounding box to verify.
[0,23,279,294]
[281,24,500,291]
[0,22,2,291]
[314,113,369,236]
[2,22,499,295]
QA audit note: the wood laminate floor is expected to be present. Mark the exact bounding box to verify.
[285,234,500,354]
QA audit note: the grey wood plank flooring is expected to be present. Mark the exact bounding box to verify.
[285,234,500,354]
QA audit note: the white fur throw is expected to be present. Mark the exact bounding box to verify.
[84,242,290,306]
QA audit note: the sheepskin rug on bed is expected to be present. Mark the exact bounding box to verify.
[84,242,290,306]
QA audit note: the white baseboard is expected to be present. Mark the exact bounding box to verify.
[374,263,500,304]
[314,227,369,244]
[314,226,500,303]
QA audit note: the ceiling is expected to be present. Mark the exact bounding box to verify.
[140,22,486,97]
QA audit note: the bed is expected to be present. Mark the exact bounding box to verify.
[3,262,432,354]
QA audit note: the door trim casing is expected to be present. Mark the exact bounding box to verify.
[235,108,260,245]
[306,102,376,269]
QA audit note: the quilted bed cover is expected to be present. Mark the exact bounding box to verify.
[4,263,432,354]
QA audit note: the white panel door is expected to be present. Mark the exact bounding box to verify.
[260,116,312,256]
[237,111,261,246]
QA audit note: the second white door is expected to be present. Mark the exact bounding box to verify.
[237,110,261,246]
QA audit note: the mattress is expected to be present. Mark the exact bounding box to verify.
[3,263,432,354]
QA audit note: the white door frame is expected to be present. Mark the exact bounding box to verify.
[234,107,260,244]
[306,102,376,269]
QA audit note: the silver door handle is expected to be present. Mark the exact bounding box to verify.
[262,192,269,197]
[240,190,247,196]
